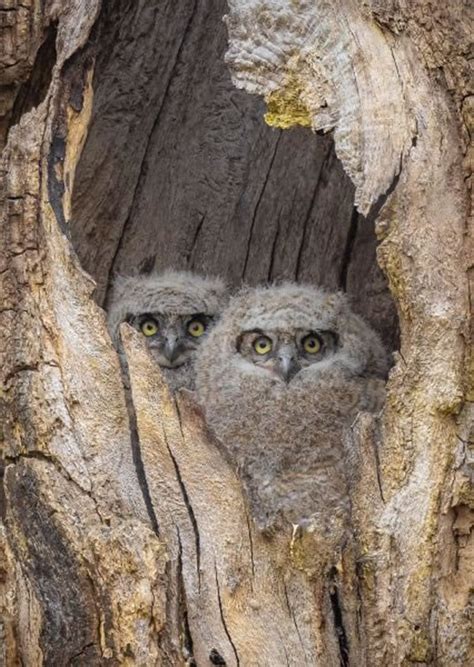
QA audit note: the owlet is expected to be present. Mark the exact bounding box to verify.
[108,270,228,391]
[195,283,389,543]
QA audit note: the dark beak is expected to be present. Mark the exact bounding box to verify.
[276,346,300,383]
[164,334,180,363]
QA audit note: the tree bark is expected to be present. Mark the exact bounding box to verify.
[0,1,472,666]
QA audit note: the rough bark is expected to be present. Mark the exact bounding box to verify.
[0,1,472,666]
[224,1,473,663]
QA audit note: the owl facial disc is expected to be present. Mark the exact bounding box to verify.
[107,270,229,391]
[237,329,334,383]
[134,312,211,368]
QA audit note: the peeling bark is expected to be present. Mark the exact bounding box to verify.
[1,0,472,665]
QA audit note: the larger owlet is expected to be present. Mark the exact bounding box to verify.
[195,283,389,542]
[107,270,228,391]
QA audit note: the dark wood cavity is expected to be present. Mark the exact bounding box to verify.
[71,0,398,351]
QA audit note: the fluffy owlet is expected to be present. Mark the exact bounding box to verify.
[107,270,228,391]
[195,283,389,542]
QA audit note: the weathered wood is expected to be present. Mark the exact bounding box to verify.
[0,0,471,665]
[0,0,46,149]
[0,3,177,663]
[225,0,472,663]
[124,324,359,666]
[69,0,397,350]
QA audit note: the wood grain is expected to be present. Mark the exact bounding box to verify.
[70,0,397,349]
[1,0,471,664]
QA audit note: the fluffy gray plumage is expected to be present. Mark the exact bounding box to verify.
[195,283,389,543]
[107,270,228,390]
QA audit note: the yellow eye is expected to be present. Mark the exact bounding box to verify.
[253,336,272,355]
[187,319,206,337]
[140,319,158,337]
[303,334,321,354]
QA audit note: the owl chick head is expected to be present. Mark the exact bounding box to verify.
[107,270,228,369]
[200,283,389,383]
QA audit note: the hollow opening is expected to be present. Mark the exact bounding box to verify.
[70,0,398,353]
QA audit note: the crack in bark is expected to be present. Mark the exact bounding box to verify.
[371,420,386,504]
[214,561,240,666]
[8,246,40,258]
[119,360,160,535]
[242,131,282,281]
[366,157,402,224]
[187,212,206,269]
[295,143,332,282]
[104,0,199,305]
[209,647,227,665]
[3,363,39,385]
[128,401,160,536]
[329,570,350,667]
[267,209,281,282]
[339,207,359,290]
[68,641,95,662]
[47,135,68,235]
[4,450,104,525]
[283,581,309,666]
[164,409,201,588]
[177,529,196,665]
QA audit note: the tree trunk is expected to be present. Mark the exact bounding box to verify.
[0,1,471,665]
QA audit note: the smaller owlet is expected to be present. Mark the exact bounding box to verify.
[107,270,228,391]
[195,283,389,542]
